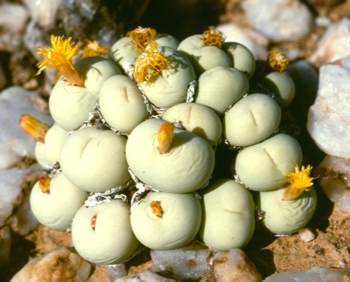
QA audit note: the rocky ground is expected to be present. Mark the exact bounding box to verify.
[1,0,350,281]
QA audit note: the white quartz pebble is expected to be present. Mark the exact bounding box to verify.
[243,0,313,42]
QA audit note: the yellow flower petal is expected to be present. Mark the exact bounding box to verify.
[36,35,84,86]
[202,26,224,48]
[133,42,170,83]
[268,48,289,72]
[127,26,157,52]
[81,40,109,58]
[283,165,314,201]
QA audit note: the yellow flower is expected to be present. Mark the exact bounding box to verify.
[81,40,109,58]
[283,165,314,201]
[127,26,157,52]
[268,48,289,72]
[202,26,224,48]
[36,35,84,86]
[133,42,170,83]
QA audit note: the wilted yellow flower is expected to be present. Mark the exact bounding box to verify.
[37,35,84,86]
[127,26,157,52]
[150,201,164,218]
[81,40,109,58]
[19,114,49,143]
[268,48,289,72]
[157,121,174,154]
[38,175,51,194]
[283,165,314,201]
[133,42,170,83]
[202,26,224,48]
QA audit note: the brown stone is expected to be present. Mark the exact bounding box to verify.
[10,248,91,282]
[26,225,72,255]
[87,266,111,282]
[128,260,153,275]
[0,226,11,266]
[210,249,262,282]
[263,207,350,272]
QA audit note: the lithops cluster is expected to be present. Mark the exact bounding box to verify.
[20,27,316,265]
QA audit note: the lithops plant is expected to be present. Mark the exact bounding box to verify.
[223,42,256,77]
[133,43,195,109]
[263,71,296,107]
[111,27,179,73]
[60,127,130,192]
[72,200,139,264]
[224,94,281,147]
[259,166,317,234]
[19,27,317,267]
[163,102,222,145]
[235,134,303,191]
[30,174,87,230]
[195,66,249,113]
[260,188,317,234]
[99,75,148,133]
[76,56,122,95]
[178,27,231,73]
[200,179,255,250]
[49,78,97,131]
[34,123,68,167]
[19,114,67,167]
[126,119,215,193]
[130,192,201,249]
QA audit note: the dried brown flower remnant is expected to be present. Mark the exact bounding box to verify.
[39,175,51,194]
[127,26,158,52]
[91,215,97,231]
[283,165,314,201]
[134,42,170,83]
[150,201,164,218]
[202,26,224,48]
[268,48,289,72]
[37,35,84,86]
[157,121,174,154]
[19,114,49,143]
[81,40,109,58]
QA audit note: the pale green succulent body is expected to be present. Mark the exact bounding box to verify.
[60,128,130,192]
[30,174,86,230]
[72,200,139,264]
[200,179,255,250]
[260,188,317,234]
[235,134,303,191]
[126,119,215,193]
[163,102,222,145]
[130,192,201,250]
[225,94,281,147]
